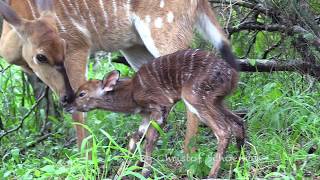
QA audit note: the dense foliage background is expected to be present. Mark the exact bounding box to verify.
[0,0,319,179]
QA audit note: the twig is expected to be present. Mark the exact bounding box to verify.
[262,38,283,59]
[64,138,77,148]
[40,87,50,135]
[20,133,54,154]
[0,65,12,74]
[0,117,4,130]
[0,89,47,141]
[242,31,258,58]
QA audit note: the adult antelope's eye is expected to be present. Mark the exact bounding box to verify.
[36,54,48,63]
[79,92,86,98]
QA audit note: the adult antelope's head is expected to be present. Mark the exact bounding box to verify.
[0,0,74,105]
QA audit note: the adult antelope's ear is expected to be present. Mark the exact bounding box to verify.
[0,1,23,30]
[102,70,120,92]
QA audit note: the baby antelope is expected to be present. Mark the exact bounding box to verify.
[67,49,245,178]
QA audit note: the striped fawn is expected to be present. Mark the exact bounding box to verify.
[67,49,244,178]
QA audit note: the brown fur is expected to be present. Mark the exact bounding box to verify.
[0,0,235,150]
[68,49,245,178]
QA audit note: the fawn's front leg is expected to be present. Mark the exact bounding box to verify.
[141,107,170,177]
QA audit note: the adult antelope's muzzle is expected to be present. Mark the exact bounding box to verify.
[56,64,75,107]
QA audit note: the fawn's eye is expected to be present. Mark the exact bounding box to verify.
[36,54,48,63]
[79,92,86,98]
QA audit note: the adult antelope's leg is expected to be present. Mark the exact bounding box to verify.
[120,45,155,70]
[184,112,199,153]
[64,47,90,148]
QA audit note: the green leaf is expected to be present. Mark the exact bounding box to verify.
[248,59,257,66]
[40,165,56,174]
[34,169,41,177]
[150,120,165,137]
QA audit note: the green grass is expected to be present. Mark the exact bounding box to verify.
[0,58,319,179]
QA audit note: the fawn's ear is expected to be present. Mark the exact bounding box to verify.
[102,70,120,92]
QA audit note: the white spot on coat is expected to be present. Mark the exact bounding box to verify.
[145,15,152,24]
[160,0,165,8]
[167,11,174,23]
[154,17,163,28]
[112,0,118,15]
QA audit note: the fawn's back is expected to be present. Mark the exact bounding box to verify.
[132,49,238,107]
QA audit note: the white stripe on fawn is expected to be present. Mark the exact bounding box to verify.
[27,0,36,18]
[112,0,117,15]
[188,49,199,78]
[126,0,131,18]
[99,0,109,27]
[137,74,146,89]
[166,54,178,94]
[150,62,173,103]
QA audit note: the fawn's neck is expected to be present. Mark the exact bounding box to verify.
[99,79,140,114]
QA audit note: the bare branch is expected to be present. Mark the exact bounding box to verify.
[228,22,287,34]
[0,89,47,141]
[20,133,54,154]
[209,0,271,15]
[237,59,320,79]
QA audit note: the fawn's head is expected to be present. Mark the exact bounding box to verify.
[0,0,74,105]
[67,70,121,113]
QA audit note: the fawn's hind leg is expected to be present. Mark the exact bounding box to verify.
[183,97,231,178]
[202,112,231,178]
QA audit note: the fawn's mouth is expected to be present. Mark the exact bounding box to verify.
[64,106,75,114]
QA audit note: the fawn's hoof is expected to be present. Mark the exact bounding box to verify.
[142,169,152,178]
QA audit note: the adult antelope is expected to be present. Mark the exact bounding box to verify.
[0,0,236,150]
[68,49,245,178]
